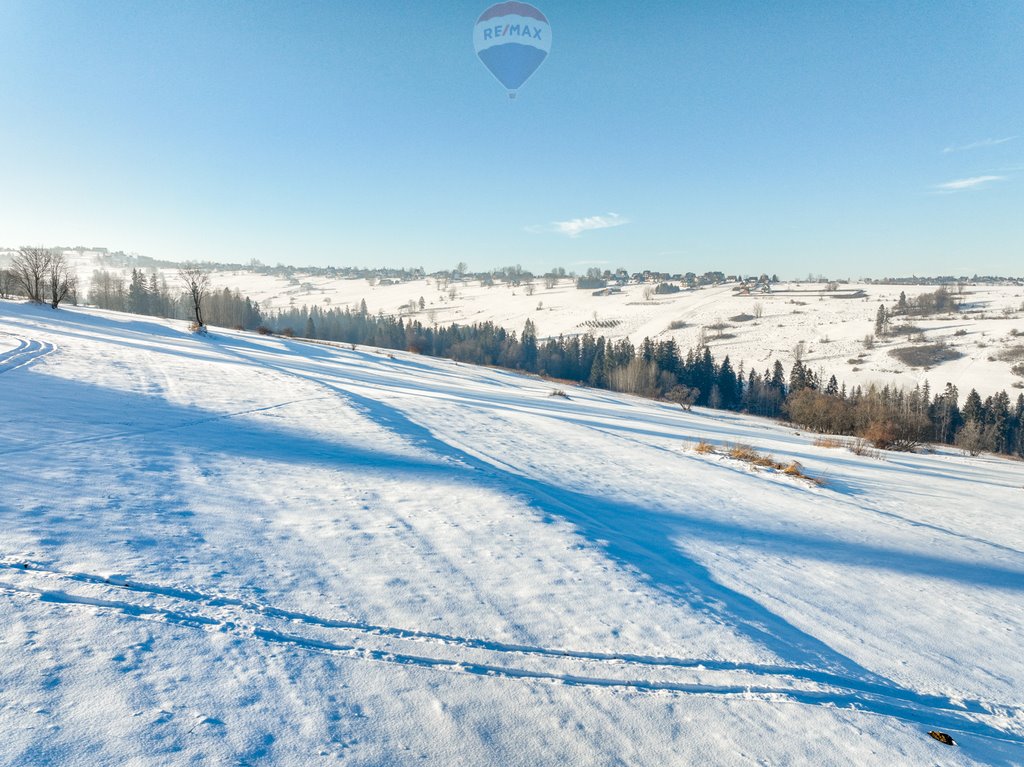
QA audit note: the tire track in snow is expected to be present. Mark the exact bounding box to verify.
[0,337,55,374]
[1,560,1021,746]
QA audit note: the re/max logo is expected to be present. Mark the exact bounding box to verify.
[482,24,543,41]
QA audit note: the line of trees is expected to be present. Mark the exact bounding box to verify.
[3,247,77,308]
[9,260,1019,460]
[271,304,1024,459]
[85,267,263,329]
[875,287,961,336]
[786,379,1024,455]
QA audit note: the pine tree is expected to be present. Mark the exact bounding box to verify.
[639,337,655,364]
[789,360,808,393]
[962,389,984,424]
[930,383,961,444]
[717,356,739,410]
[1015,394,1024,457]
[128,268,149,315]
[520,319,538,371]
[588,338,607,387]
[770,360,786,394]
[875,304,889,336]
[989,391,1012,453]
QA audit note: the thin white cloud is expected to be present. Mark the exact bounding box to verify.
[525,213,631,237]
[934,175,1005,192]
[942,136,1017,153]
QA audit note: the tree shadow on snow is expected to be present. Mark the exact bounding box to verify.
[2,368,1023,752]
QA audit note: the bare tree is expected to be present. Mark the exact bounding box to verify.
[752,302,764,319]
[178,264,210,329]
[793,340,807,363]
[11,247,52,303]
[955,421,990,456]
[47,251,76,308]
[524,282,536,296]
[0,268,16,299]
[665,385,700,411]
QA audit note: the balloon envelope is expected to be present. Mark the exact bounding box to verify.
[473,2,551,94]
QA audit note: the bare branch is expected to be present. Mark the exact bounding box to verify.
[178,264,211,328]
[11,247,53,303]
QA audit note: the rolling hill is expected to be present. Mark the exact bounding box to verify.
[1,299,1023,765]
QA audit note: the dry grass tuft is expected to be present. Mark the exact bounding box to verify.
[694,440,717,454]
[728,443,779,468]
[725,444,825,485]
[848,438,883,459]
[813,437,845,449]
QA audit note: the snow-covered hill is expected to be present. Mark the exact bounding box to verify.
[196,269,1024,398]
[8,247,1022,399]
[1,300,1023,765]
[6,248,1023,398]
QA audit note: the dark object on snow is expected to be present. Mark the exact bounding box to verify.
[928,731,956,746]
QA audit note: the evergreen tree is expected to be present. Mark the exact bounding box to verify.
[520,319,538,371]
[693,346,715,404]
[588,338,607,387]
[1015,394,1024,457]
[962,389,984,424]
[770,360,786,394]
[930,383,961,444]
[717,356,739,410]
[989,391,1012,453]
[639,336,655,365]
[128,268,149,315]
[654,339,680,379]
[875,304,889,336]
[789,360,809,393]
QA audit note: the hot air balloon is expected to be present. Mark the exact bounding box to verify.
[473,2,551,99]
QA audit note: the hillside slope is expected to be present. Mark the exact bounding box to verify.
[1,300,1023,765]
[6,247,1023,398]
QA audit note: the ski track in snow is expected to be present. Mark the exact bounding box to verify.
[0,559,1020,747]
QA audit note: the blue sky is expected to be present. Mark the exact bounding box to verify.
[1,0,1022,276]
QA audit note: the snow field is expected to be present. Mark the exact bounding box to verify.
[1,299,1023,765]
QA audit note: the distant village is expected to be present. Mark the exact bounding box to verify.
[2,245,1023,291]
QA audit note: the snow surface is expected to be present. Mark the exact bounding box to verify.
[1,299,1023,765]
